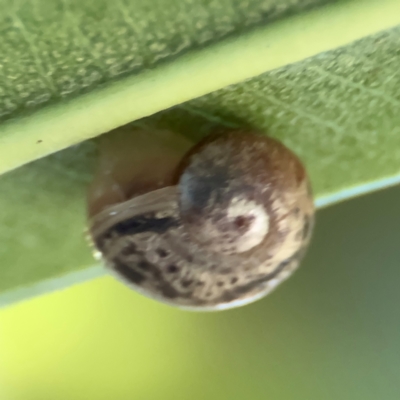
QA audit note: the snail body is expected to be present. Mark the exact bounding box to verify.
[88,129,314,310]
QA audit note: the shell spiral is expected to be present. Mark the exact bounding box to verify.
[89,131,314,310]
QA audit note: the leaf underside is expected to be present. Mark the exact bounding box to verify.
[0,0,329,137]
[1,0,400,304]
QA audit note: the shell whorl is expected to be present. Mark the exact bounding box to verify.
[89,131,314,310]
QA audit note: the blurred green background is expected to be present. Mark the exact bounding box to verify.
[1,184,400,400]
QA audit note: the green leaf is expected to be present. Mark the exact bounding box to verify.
[1,0,400,305]
[1,0,400,174]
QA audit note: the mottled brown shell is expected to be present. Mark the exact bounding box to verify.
[89,131,314,310]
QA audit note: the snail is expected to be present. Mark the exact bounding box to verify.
[87,127,315,311]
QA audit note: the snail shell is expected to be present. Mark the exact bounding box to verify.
[88,130,314,311]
